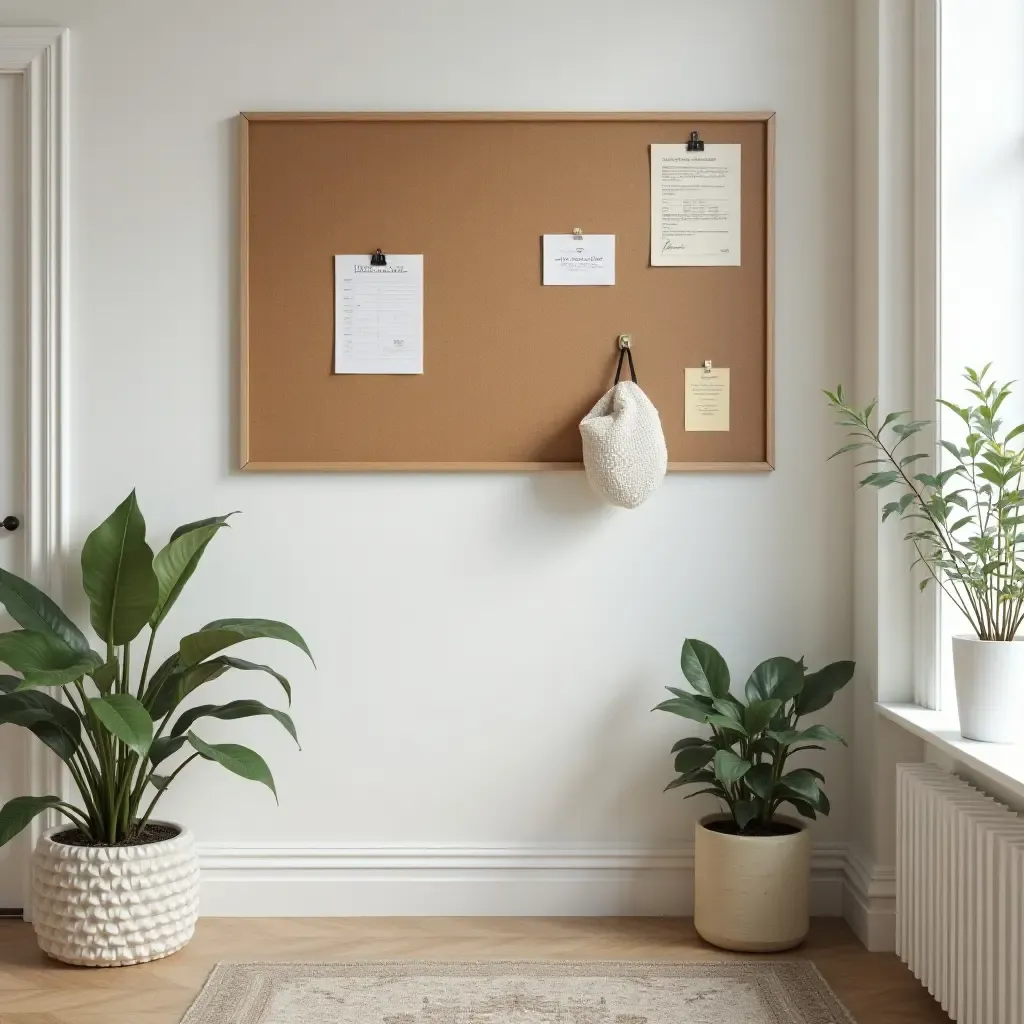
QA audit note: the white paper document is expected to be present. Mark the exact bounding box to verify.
[651,144,741,266]
[685,366,730,431]
[542,234,615,286]
[334,254,424,374]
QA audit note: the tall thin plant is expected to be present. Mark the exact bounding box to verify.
[826,364,1024,641]
[0,491,312,846]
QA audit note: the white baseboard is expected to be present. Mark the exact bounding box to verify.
[197,842,849,918]
[842,848,896,951]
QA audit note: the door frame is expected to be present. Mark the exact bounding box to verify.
[0,27,69,911]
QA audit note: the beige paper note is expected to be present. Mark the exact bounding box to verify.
[685,367,730,431]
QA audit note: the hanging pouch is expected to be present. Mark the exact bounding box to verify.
[579,344,668,509]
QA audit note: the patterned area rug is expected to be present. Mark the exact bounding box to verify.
[180,960,855,1024]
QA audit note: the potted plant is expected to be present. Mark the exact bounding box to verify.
[827,365,1024,742]
[0,491,311,966]
[654,639,852,952]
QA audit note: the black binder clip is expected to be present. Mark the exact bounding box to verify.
[370,248,387,266]
[686,131,704,152]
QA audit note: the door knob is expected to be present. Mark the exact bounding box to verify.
[2,516,19,532]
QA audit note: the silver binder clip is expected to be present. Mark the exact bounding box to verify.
[618,334,632,350]
[572,227,584,240]
[703,360,713,374]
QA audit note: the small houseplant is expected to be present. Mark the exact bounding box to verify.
[0,491,312,966]
[655,638,853,951]
[827,365,1024,741]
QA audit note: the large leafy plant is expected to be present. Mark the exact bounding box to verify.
[654,639,853,832]
[827,365,1024,641]
[0,491,312,846]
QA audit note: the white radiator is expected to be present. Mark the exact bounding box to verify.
[896,763,1024,1023]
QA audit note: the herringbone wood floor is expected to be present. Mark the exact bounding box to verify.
[0,917,947,1024]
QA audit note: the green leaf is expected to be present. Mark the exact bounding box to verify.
[150,515,236,628]
[179,618,313,668]
[12,661,97,690]
[793,723,848,746]
[673,743,715,774]
[744,656,803,703]
[796,660,855,714]
[783,798,817,821]
[0,629,86,673]
[713,749,752,785]
[170,699,298,745]
[743,698,782,737]
[187,731,277,800]
[939,440,965,462]
[670,736,709,754]
[89,694,154,757]
[899,453,928,467]
[710,697,742,721]
[744,763,775,802]
[148,774,174,792]
[679,639,730,698]
[653,691,713,723]
[860,470,901,488]
[0,795,66,846]
[681,787,727,801]
[881,410,910,429]
[89,658,119,695]
[779,769,822,803]
[937,399,971,425]
[826,442,868,460]
[732,800,759,831]
[149,734,188,767]
[0,691,81,761]
[0,569,92,656]
[81,490,159,646]
[706,713,748,735]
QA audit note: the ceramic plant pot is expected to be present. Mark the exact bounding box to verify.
[694,814,811,952]
[31,821,199,967]
[952,634,1024,743]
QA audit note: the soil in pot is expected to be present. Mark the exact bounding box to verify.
[703,820,800,838]
[51,823,180,848]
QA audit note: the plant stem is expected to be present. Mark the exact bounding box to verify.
[136,754,199,832]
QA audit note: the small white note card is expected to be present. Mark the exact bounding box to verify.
[651,144,741,266]
[685,367,730,431]
[542,234,615,286]
[334,254,424,374]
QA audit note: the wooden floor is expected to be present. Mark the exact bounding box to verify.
[0,917,948,1024]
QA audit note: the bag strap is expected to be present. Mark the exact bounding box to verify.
[614,345,638,386]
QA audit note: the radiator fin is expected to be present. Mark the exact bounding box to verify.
[896,763,1024,1023]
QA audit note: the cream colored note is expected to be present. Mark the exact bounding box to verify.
[651,144,741,266]
[685,367,730,431]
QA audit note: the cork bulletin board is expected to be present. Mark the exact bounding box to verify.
[239,112,775,471]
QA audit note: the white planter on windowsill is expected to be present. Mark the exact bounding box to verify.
[952,635,1024,743]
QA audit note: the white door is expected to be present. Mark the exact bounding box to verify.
[0,70,29,909]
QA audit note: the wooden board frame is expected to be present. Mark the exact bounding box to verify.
[239,111,775,472]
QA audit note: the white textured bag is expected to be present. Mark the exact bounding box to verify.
[580,380,667,508]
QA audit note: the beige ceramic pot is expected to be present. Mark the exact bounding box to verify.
[694,813,810,952]
[32,821,199,967]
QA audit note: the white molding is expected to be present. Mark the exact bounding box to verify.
[911,0,941,710]
[196,842,849,918]
[842,847,896,952]
[0,27,70,911]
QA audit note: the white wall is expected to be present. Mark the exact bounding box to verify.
[0,0,855,912]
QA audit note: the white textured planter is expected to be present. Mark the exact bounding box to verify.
[952,634,1024,743]
[694,814,810,952]
[32,821,199,967]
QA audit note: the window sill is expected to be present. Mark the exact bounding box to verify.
[877,702,1024,804]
